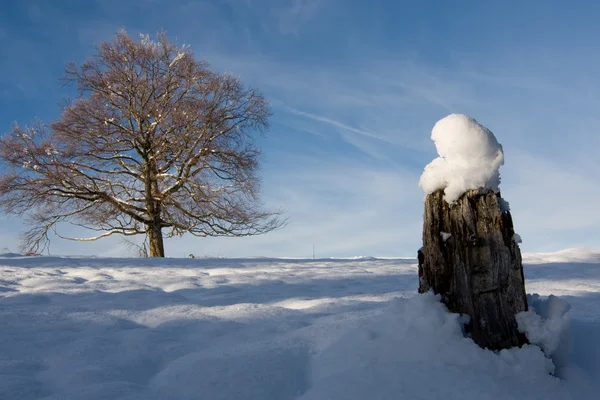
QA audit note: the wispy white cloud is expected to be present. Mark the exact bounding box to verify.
[273,0,327,36]
[2,0,600,257]
[503,152,600,235]
[203,52,477,158]
[286,107,393,144]
[164,161,423,258]
[283,106,409,162]
[205,47,600,254]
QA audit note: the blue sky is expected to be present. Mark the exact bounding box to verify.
[1,0,600,258]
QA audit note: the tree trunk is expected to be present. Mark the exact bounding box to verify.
[148,225,165,257]
[418,188,528,350]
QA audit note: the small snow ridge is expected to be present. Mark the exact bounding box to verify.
[522,248,600,264]
[348,256,378,261]
[0,252,24,258]
[419,114,504,203]
[516,294,571,372]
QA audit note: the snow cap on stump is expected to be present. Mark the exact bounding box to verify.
[419,114,504,203]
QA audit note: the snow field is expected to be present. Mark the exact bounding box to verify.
[0,252,599,399]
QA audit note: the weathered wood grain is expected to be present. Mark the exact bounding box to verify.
[418,188,528,350]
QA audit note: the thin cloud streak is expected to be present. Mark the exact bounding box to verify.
[286,107,393,144]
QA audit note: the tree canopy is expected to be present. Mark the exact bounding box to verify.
[0,30,284,257]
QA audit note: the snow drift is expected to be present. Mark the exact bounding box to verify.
[0,254,598,399]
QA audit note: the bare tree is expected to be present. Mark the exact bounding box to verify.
[0,30,284,257]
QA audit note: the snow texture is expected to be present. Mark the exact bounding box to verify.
[517,295,571,365]
[0,251,599,399]
[420,114,504,203]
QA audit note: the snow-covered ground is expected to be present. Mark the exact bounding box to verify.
[1,250,599,399]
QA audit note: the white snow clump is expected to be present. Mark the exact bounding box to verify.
[513,233,522,244]
[516,294,571,372]
[419,114,504,203]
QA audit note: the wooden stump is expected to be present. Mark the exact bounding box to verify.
[418,189,528,350]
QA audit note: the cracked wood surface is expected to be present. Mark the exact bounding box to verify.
[418,189,528,350]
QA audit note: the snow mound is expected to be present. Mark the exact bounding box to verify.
[419,114,504,203]
[301,293,572,400]
[517,294,572,372]
[513,233,523,244]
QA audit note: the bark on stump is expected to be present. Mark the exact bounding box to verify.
[418,188,528,350]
